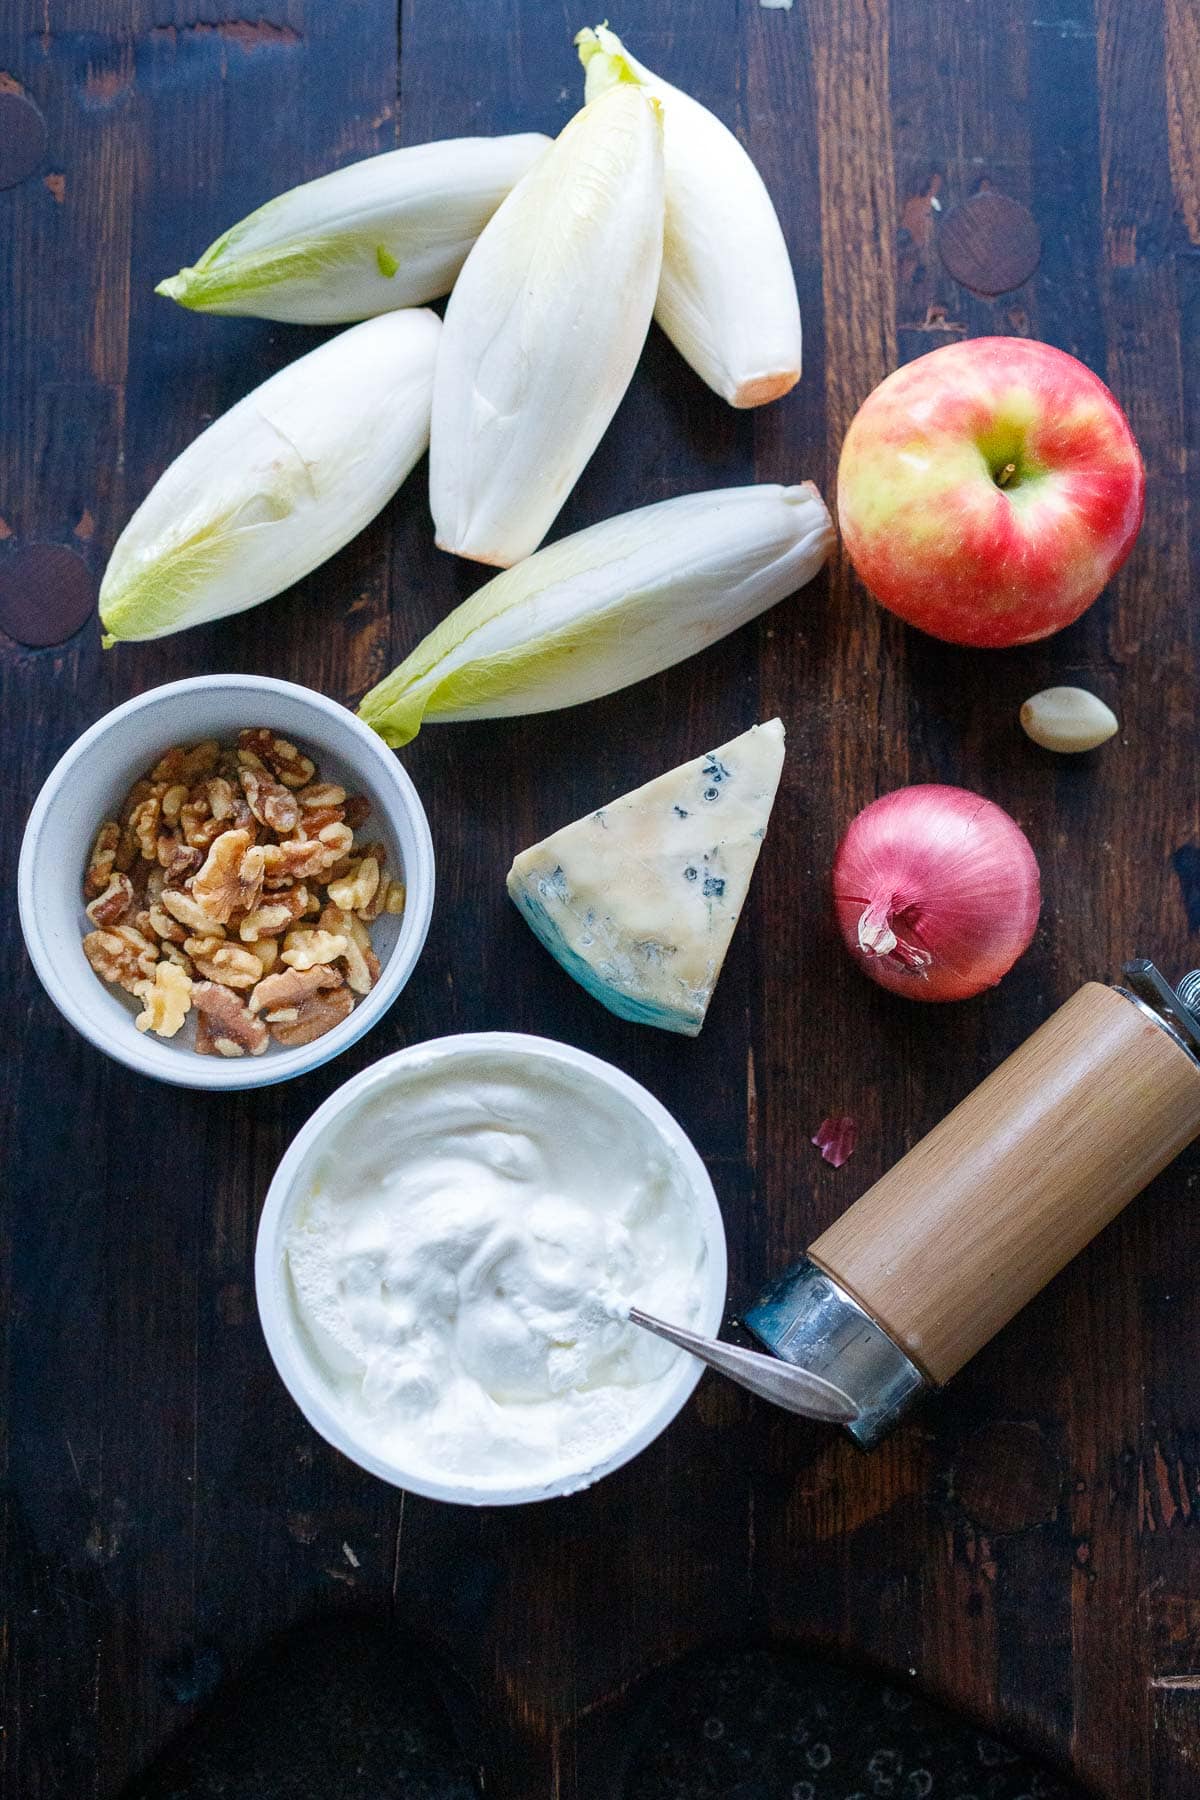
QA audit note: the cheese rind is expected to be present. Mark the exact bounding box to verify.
[507,719,785,1035]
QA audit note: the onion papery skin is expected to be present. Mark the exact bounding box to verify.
[831,784,1041,1002]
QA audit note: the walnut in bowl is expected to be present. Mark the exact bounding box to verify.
[20,677,434,1090]
[81,728,406,1060]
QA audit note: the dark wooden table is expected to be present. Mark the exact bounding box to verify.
[3,1,1199,1795]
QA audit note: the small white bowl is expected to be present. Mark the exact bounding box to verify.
[19,675,434,1090]
[255,1032,728,1505]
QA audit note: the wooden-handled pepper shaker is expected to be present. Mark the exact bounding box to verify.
[745,962,1200,1446]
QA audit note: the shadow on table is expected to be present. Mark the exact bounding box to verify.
[120,1619,1093,1800]
[612,1640,1093,1800]
[120,1616,476,1800]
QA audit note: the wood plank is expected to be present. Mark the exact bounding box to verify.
[0,1,400,1794]
[3,0,1199,1794]
[1070,0,1193,1789]
[1151,1681,1200,1800]
[389,10,768,1791]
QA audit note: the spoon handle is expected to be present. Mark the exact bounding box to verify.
[628,1307,859,1423]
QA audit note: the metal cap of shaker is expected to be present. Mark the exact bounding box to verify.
[745,963,1200,1449]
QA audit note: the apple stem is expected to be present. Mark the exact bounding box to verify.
[996,461,1018,488]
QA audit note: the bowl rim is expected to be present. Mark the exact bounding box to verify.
[254,1030,729,1506]
[17,673,435,1091]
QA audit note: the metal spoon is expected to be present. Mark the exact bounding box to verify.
[628,1307,859,1424]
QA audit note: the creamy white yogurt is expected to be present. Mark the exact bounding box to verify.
[283,1045,710,1493]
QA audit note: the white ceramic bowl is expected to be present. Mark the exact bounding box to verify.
[255,1032,728,1505]
[18,675,434,1090]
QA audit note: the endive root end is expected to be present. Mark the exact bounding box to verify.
[434,534,514,570]
[730,367,802,408]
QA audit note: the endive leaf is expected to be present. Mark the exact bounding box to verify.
[358,482,833,747]
[429,84,665,568]
[576,23,802,408]
[100,309,441,644]
[156,135,549,325]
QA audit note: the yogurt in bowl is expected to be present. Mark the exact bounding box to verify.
[256,1034,726,1503]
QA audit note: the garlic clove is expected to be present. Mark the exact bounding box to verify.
[1020,686,1119,754]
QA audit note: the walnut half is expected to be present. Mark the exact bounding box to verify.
[191,982,269,1057]
[249,964,342,1019]
[319,904,380,996]
[248,963,353,1047]
[327,855,380,916]
[187,942,263,990]
[268,983,354,1048]
[83,924,159,994]
[240,764,299,835]
[280,928,347,971]
[152,740,221,787]
[85,821,120,898]
[191,829,266,925]
[238,729,315,789]
[85,873,135,928]
[135,961,193,1038]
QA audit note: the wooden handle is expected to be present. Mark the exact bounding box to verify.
[809,984,1200,1386]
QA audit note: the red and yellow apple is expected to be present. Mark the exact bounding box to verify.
[836,337,1145,648]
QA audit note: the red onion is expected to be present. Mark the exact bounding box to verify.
[831,784,1041,1002]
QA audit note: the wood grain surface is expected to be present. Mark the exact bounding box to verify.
[2,1,1198,1796]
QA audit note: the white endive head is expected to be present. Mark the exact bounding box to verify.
[429,82,665,569]
[100,309,441,644]
[576,24,802,408]
[155,135,550,325]
[359,482,833,747]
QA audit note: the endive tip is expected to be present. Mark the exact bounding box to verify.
[155,271,191,306]
[572,22,603,58]
[356,698,420,750]
[98,594,130,645]
[574,22,633,78]
[574,43,644,92]
[576,26,655,119]
[574,19,616,49]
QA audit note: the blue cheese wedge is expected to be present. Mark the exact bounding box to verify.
[507,719,785,1035]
